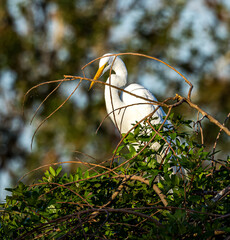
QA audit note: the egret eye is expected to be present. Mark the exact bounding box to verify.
[105,62,110,68]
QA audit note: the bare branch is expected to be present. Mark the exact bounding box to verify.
[113,174,168,207]
[211,185,230,203]
[175,94,230,136]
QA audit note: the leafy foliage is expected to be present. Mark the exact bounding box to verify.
[0,116,229,239]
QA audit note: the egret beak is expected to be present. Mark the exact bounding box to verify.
[89,63,106,90]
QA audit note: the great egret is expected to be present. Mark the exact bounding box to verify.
[90,53,170,150]
[90,53,187,178]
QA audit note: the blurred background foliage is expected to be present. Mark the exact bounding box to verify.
[0,0,229,201]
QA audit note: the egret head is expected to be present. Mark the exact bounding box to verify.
[89,53,116,90]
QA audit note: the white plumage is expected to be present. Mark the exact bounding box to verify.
[90,53,187,178]
[90,53,168,140]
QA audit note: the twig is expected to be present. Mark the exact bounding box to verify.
[175,94,230,136]
[30,81,63,124]
[212,112,230,161]
[109,105,162,167]
[112,174,168,207]
[30,79,83,149]
[211,185,230,203]
[194,112,205,145]
[18,160,119,183]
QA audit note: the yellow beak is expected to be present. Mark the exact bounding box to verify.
[89,63,106,90]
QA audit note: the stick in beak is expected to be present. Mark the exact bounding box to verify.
[89,63,106,90]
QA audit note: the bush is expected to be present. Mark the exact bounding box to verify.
[0,115,229,239]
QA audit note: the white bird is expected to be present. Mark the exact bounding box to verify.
[90,53,187,178]
[90,54,169,149]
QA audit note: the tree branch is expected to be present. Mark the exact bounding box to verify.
[211,185,230,203]
[175,94,230,136]
[113,174,168,207]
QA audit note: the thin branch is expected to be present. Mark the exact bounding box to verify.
[30,79,83,149]
[113,174,168,207]
[175,94,230,136]
[211,185,230,203]
[82,52,193,100]
[212,112,230,159]
[30,81,63,124]
[18,160,119,183]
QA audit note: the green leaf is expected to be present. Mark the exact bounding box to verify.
[49,166,56,177]
[170,132,177,140]
[95,183,101,188]
[114,144,125,154]
[77,167,82,179]
[74,174,79,182]
[56,166,62,176]
[44,170,50,178]
[69,174,73,182]
[5,188,13,192]
[84,170,89,178]
[134,125,140,136]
